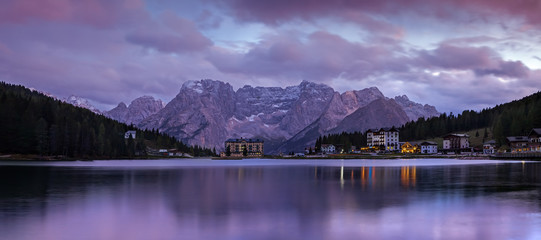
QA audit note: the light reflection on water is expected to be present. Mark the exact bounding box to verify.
[0,159,540,240]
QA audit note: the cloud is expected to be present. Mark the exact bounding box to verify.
[418,44,530,78]
[125,11,212,53]
[208,0,541,36]
[0,0,147,28]
[196,10,223,29]
[207,30,408,81]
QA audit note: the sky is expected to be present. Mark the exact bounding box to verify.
[1,0,540,114]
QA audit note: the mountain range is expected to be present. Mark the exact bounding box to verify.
[92,80,436,153]
[62,80,439,153]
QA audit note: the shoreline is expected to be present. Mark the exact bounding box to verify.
[3,152,540,161]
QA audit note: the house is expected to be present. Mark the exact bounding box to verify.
[442,134,470,151]
[224,138,264,157]
[528,128,541,152]
[124,130,136,139]
[420,141,438,154]
[483,140,496,154]
[321,144,336,154]
[401,142,419,154]
[507,136,529,153]
[366,127,400,151]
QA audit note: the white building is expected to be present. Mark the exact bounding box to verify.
[483,140,496,154]
[442,134,469,150]
[366,127,400,151]
[420,141,438,154]
[321,144,336,154]
[124,130,136,139]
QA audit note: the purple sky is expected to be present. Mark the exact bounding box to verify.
[1,0,540,113]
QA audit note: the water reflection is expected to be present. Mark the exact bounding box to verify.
[0,161,540,240]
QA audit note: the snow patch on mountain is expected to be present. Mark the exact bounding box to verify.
[64,95,101,114]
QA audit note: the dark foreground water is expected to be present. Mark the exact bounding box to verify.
[0,159,540,240]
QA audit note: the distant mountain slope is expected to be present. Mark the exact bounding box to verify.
[331,98,410,134]
[393,95,439,121]
[273,98,409,153]
[0,82,214,159]
[64,95,101,114]
[139,80,237,149]
[104,96,164,125]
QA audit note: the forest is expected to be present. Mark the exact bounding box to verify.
[319,91,541,148]
[0,82,216,159]
[314,131,367,153]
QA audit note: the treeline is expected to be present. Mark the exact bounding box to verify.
[0,82,216,158]
[316,91,541,148]
[315,131,367,151]
[400,91,541,145]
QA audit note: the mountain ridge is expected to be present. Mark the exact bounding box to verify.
[105,79,439,153]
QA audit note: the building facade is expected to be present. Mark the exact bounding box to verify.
[528,129,541,152]
[401,142,419,154]
[366,127,400,151]
[507,136,529,153]
[483,140,496,154]
[420,141,438,154]
[224,138,264,157]
[321,144,336,154]
[124,130,136,139]
[442,134,470,150]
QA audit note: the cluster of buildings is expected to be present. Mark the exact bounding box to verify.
[220,128,541,157]
[319,128,472,155]
[504,128,541,153]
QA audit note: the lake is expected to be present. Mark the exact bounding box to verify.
[1,159,540,240]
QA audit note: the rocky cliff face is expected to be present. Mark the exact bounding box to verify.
[138,80,236,148]
[393,95,440,121]
[105,96,164,125]
[272,89,404,154]
[108,79,440,153]
[330,98,410,134]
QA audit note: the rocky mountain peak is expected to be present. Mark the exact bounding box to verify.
[393,95,440,121]
[105,96,164,125]
[64,95,101,114]
[116,102,128,109]
[394,95,410,101]
[181,79,233,95]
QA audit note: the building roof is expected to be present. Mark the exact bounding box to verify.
[321,144,335,148]
[506,136,528,142]
[225,138,264,143]
[366,127,399,133]
[126,130,136,134]
[483,140,496,145]
[443,133,469,138]
[420,141,438,146]
[529,128,541,136]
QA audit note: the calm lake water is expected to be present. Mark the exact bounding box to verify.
[1,159,540,240]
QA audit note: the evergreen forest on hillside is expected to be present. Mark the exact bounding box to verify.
[320,91,541,148]
[0,82,216,159]
[315,131,367,152]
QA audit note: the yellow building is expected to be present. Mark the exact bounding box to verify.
[401,142,420,154]
[224,138,264,157]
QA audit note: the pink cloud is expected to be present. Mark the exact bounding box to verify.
[0,0,147,28]
[207,31,407,81]
[125,11,212,53]
[418,44,531,78]
[209,0,541,31]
